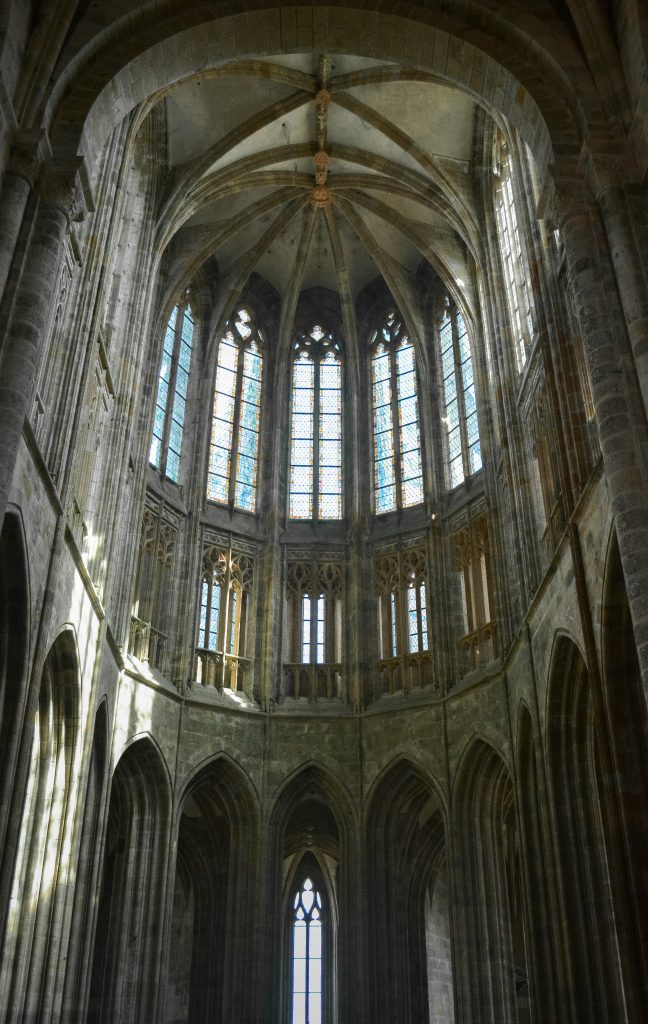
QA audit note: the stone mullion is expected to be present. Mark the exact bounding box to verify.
[555,176,648,691]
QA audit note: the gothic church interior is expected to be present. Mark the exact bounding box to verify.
[0,1,647,1021]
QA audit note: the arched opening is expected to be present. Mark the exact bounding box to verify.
[366,760,451,1024]
[166,757,259,1024]
[0,511,30,935]
[0,628,80,1022]
[268,765,356,1024]
[88,737,171,1024]
[453,740,529,1024]
[62,700,109,1020]
[545,635,631,1021]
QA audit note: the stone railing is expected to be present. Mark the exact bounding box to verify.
[458,620,497,673]
[195,648,251,694]
[129,616,168,673]
[283,663,342,701]
[377,651,434,696]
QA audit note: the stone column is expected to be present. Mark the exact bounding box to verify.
[0,130,48,304]
[552,167,648,691]
[593,165,648,414]
[0,156,90,527]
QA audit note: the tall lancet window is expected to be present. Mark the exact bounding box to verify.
[149,298,194,481]
[493,131,534,371]
[289,325,343,520]
[208,308,263,512]
[439,297,482,488]
[371,311,423,513]
[291,875,324,1024]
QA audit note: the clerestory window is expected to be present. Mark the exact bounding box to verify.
[370,311,423,514]
[149,299,194,481]
[208,307,263,512]
[289,324,343,520]
[439,298,482,488]
[493,131,534,372]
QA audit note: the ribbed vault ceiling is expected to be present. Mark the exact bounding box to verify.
[158,53,481,309]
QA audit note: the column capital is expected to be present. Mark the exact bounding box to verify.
[37,156,94,227]
[6,128,51,187]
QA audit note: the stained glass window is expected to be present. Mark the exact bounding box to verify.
[149,300,194,481]
[439,299,482,489]
[208,307,263,512]
[292,876,323,1024]
[289,325,343,520]
[371,311,423,513]
[494,133,534,371]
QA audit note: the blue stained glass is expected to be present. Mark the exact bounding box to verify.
[376,485,395,513]
[464,384,476,415]
[244,348,262,379]
[396,370,416,400]
[373,378,390,406]
[462,360,474,388]
[398,397,418,426]
[179,342,192,374]
[402,477,424,506]
[169,421,182,451]
[377,458,395,488]
[238,427,257,458]
[210,446,230,477]
[372,352,390,382]
[237,454,255,485]
[166,450,179,481]
[399,422,418,452]
[375,430,393,461]
[470,441,483,473]
[375,405,393,434]
[241,375,261,406]
[153,407,165,435]
[446,399,460,429]
[396,344,415,374]
[175,366,188,398]
[235,482,254,510]
[239,401,259,431]
[450,457,464,488]
[402,449,422,480]
[158,377,169,405]
[466,413,479,444]
[209,473,229,503]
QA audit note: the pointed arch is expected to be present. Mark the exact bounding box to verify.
[0,509,31,935]
[167,755,260,1024]
[0,626,81,1022]
[365,758,450,1024]
[452,737,528,1024]
[88,735,172,1024]
[544,632,641,1021]
[267,761,357,1024]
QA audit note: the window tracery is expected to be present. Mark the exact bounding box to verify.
[370,311,423,513]
[196,542,254,692]
[208,307,263,512]
[289,324,343,520]
[150,298,194,481]
[438,298,482,488]
[452,514,496,673]
[493,132,535,372]
[291,875,324,1024]
[129,504,178,674]
[375,544,432,694]
[284,555,343,700]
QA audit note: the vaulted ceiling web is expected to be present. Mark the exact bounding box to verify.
[159,53,481,312]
